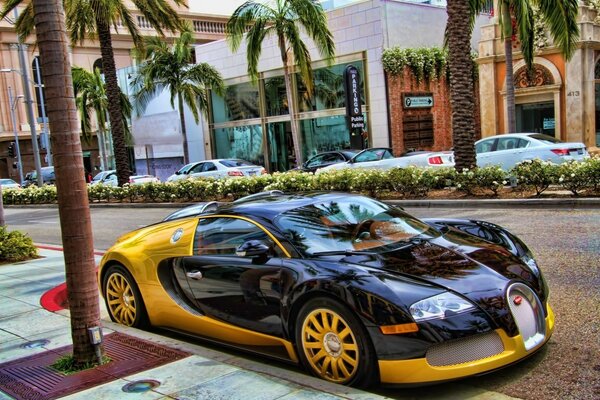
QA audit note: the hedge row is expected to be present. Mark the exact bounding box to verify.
[3,157,600,205]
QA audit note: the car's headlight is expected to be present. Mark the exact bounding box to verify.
[409,292,476,322]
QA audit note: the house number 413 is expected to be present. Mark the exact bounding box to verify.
[567,91,580,96]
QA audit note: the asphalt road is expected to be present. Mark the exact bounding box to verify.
[4,205,600,399]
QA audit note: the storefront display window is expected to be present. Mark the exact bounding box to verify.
[264,77,288,117]
[300,115,357,160]
[296,61,365,113]
[213,125,264,166]
[211,82,260,123]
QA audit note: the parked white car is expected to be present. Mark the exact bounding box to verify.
[316,148,454,174]
[475,133,589,170]
[90,170,160,186]
[167,159,266,181]
[0,178,20,189]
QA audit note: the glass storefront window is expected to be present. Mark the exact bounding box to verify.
[211,82,260,123]
[213,125,264,166]
[300,115,354,160]
[296,61,365,113]
[267,122,293,172]
[264,77,288,117]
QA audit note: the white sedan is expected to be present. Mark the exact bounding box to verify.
[167,159,266,182]
[316,148,454,174]
[90,170,160,186]
[475,133,589,170]
[0,178,20,189]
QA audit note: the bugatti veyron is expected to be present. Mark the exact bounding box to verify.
[98,192,553,387]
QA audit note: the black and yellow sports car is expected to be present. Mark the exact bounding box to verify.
[98,192,553,387]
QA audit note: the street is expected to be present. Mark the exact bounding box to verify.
[4,204,600,399]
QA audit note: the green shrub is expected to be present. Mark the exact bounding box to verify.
[557,161,590,195]
[0,227,38,262]
[429,167,457,189]
[473,166,508,195]
[511,159,559,196]
[388,167,435,197]
[348,169,390,198]
[583,156,600,194]
[264,172,315,193]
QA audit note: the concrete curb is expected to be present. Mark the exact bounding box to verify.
[6,197,600,209]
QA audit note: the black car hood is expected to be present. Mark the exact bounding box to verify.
[373,228,544,301]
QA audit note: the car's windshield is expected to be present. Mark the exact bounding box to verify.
[275,196,439,256]
[353,148,393,163]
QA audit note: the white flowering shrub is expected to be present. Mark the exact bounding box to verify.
[557,161,590,195]
[349,169,390,197]
[388,167,436,197]
[429,167,457,189]
[313,169,355,192]
[473,166,508,195]
[510,159,559,196]
[264,172,314,192]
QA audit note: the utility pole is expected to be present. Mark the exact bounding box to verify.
[34,56,52,166]
[7,87,25,184]
[14,8,43,186]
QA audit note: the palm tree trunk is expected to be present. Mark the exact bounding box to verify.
[446,0,477,171]
[502,2,516,133]
[32,0,103,364]
[96,19,131,186]
[178,94,189,164]
[279,36,303,167]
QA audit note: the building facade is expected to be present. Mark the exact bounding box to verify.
[196,0,490,171]
[0,4,228,181]
[478,2,600,152]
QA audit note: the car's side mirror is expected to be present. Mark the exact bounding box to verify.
[236,240,270,258]
[175,171,181,175]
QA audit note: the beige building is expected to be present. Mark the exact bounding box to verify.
[478,2,600,153]
[0,4,227,181]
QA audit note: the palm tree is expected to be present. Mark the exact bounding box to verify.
[29,0,103,365]
[72,66,132,171]
[445,0,485,170]
[1,0,186,186]
[497,0,578,132]
[131,28,225,164]
[226,0,335,166]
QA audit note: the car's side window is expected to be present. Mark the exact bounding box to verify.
[322,153,340,163]
[476,140,495,154]
[203,162,218,172]
[306,155,325,168]
[189,163,204,174]
[516,138,530,149]
[381,150,394,159]
[194,217,282,256]
[496,137,519,151]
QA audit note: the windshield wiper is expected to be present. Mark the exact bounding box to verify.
[311,250,378,257]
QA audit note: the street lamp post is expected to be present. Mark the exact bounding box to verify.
[33,56,52,166]
[7,86,25,184]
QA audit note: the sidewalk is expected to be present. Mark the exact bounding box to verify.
[0,249,518,400]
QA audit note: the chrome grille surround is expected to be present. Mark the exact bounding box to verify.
[507,282,546,351]
[426,331,504,367]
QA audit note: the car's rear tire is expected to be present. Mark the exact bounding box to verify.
[102,264,149,329]
[295,297,378,387]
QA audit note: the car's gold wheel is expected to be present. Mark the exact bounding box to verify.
[300,308,359,383]
[296,298,377,387]
[103,265,148,328]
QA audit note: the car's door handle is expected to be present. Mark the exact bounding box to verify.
[186,270,203,280]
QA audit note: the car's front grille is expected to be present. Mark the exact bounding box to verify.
[426,331,504,367]
[507,282,546,350]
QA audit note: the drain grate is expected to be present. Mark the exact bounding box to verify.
[0,332,189,400]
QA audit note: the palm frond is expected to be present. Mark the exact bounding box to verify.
[226,1,272,52]
[513,0,535,67]
[0,0,23,20]
[536,0,579,60]
[66,0,98,44]
[290,0,335,62]
[284,21,314,94]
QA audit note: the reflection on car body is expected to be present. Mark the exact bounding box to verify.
[99,192,554,387]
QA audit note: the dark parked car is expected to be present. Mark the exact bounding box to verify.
[99,191,553,387]
[22,166,55,187]
[297,149,361,173]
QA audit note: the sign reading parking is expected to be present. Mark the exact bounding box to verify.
[403,94,433,109]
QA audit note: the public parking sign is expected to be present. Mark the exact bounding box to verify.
[403,94,433,109]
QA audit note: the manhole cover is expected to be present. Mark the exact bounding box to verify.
[122,379,161,393]
[20,339,50,349]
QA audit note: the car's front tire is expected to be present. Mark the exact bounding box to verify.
[102,264,149,329]
[295,297,377,387]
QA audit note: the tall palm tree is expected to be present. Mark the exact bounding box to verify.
[497,0,578,133]
[1,0,187,186]
[131,28,225,164]
[445,0,486,170]
[226,0,335,166]
[30,0,103,365]
[72,66,132,171]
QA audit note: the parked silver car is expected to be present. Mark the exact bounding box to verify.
[0,178,20,189]
[167,159,266,182]
[475,133,589,170]
[90,170,160,186]
[316,147,454,173]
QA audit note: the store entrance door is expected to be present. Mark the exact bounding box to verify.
[266,121,294,172]
[515,101,555,137]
